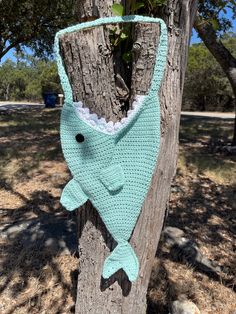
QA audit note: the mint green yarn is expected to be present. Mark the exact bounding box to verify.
[54,15,168,282]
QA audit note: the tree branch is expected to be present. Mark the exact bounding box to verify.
[0,41,21,61]
[0,26,42,61]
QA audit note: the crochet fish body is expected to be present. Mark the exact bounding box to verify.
[55,15,168,282]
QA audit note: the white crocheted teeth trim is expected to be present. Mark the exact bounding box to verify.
[73,95,146,135]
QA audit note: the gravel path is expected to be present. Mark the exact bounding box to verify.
[0,102,44,111]
[182,111,235,119]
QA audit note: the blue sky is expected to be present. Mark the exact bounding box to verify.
[1,9,236,64]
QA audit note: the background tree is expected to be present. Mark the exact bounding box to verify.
[0,0,76,61]
[0,60,16,101]
[0,57,60,101]
[183,35,235,112]
[57,0,198,312]
[195,0,236,145]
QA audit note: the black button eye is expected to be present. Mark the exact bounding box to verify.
[75,133,84,143]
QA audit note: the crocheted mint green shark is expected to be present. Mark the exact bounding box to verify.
[54,15,168,282]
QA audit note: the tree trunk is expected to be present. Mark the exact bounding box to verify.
[194,16,236,146]
[58,0,198,312]
[5,84,10,101]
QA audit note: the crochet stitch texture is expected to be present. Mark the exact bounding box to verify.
[54,15,168,282]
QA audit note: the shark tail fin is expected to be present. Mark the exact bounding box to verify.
[102,241,139,282]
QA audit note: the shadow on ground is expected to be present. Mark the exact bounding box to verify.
[0,108,79,313]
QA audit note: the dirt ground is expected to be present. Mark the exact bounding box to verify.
[148,116,236,314]
[0,108,235,313]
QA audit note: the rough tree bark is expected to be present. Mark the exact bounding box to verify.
[194,16,236,146]
[58,0,198,313]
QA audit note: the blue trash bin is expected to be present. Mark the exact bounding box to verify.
[43,92,57,108]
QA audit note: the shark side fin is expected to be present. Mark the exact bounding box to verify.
[99,164,125,192]
[102,242,139,282]
[60,179,88,211]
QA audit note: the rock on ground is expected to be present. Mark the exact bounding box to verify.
[170,300,201,314]
[163,226,221,274]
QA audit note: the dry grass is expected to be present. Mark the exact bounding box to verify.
[0,109,235,313]
[0,108,77,314]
